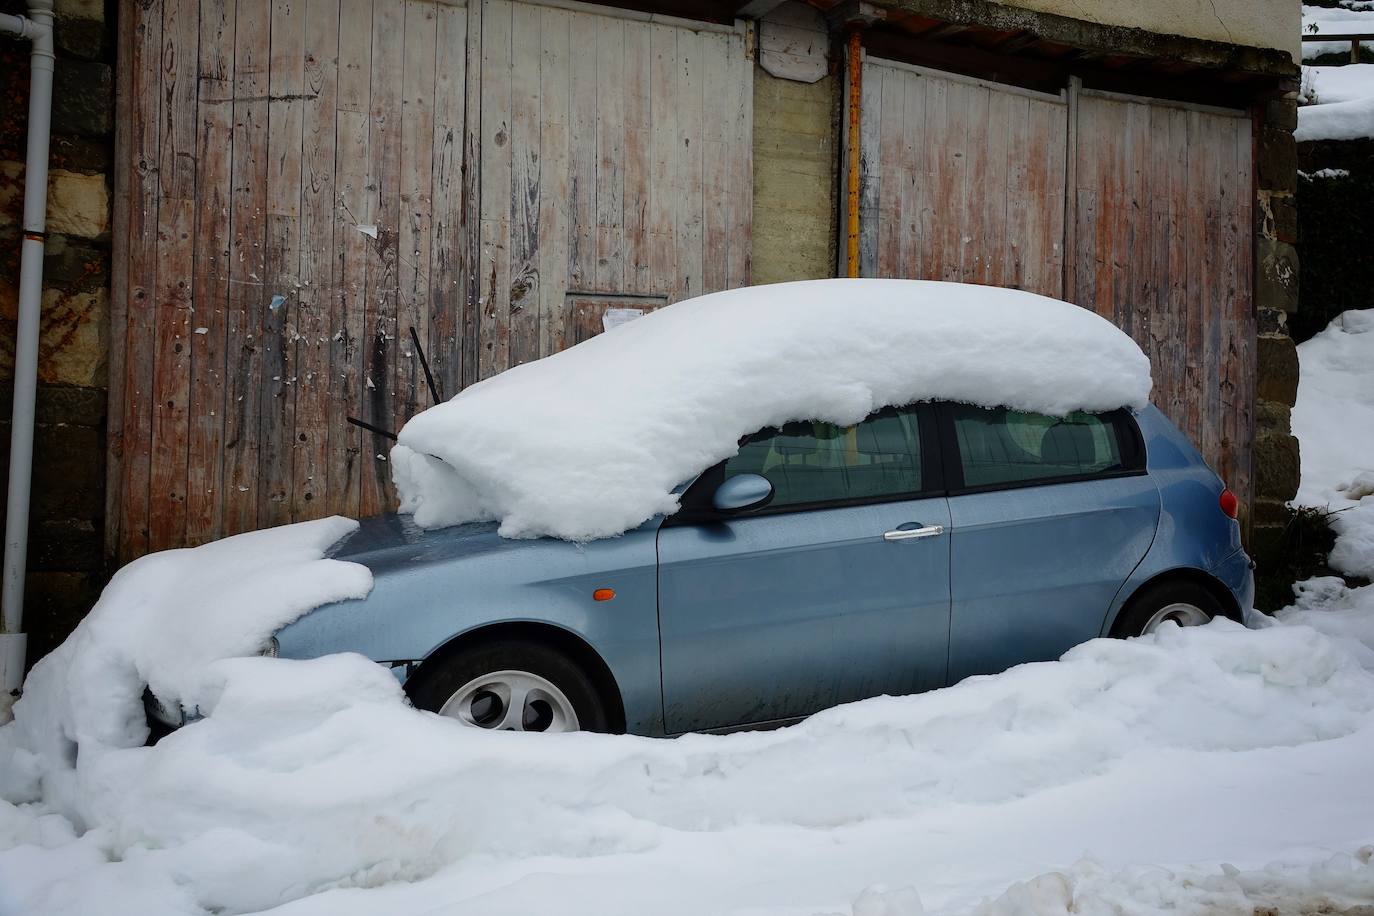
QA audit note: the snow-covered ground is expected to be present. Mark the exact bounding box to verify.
[2,307,1373,916]
[4,608,1374,916]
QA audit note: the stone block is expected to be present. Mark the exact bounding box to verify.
[1257,126,1298,193]
[1256,334,1300,405]
[1249,497,1293,531]
[44,169,109,238]
[51,58,113,137]
[38,287,108,387]
[55,0,104,23]
[1255,399,1291,434]
[35,383,106,427]
[43,234,109,294]
[30,518,102,571]
[1270,192,1297,244]
[0,287,109,387]
[20,571,104,667]
[55,16,106,60]
[1265,97,1298,133]
[1256,306,1288,336]
[1256,236,1299,315]
[50,134,112,175]
[0,420,107,519]
[1254,431,1301,504]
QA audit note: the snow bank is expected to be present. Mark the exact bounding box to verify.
[0,518,371,822]
[1280,306,1374,729]
[5,619,1374,916]
[1294,310,1374,508]
[1297,65,1374,141]
[393,279,1152,540]
[1292,309,1374,583]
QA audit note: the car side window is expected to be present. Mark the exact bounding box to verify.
[949,404,1124,489]
[721,406,923,510]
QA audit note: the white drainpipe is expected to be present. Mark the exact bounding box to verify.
[0,0,55,717]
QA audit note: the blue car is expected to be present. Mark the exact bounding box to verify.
[273,398,1253,736]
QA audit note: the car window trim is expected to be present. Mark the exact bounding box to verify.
[934,402,1148,497]
[664,402,944,525]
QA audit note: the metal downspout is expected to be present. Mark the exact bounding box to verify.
[0,0,55,717]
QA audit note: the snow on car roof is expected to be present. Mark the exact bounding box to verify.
[392,279,1152,541]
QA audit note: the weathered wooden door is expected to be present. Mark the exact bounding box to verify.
[474,0,753,377]
[857,59,1068,298]
[111,0,753,562]
[854,61,1255,512]
[1070,89,1255,508]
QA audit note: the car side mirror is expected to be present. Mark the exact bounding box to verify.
[712,474,774,513]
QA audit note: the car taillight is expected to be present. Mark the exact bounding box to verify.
[1219,487,1238,520]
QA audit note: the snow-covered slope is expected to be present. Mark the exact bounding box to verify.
[392,279,1152,541]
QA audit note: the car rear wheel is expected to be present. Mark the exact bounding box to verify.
[1110,580,1224,638]
[406,640,609,733]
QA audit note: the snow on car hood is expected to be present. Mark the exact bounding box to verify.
[0,517,372,819]
[392,279,1153,540]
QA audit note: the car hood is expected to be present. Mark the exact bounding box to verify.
[328,512,664,578]
[327,513,512,575]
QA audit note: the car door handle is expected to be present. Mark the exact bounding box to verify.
[883,525,944,541]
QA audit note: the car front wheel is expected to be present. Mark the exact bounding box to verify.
[405,640,609,733]
[1110,580,1224,638]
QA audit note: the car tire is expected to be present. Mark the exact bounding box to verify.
[405,639,610,733]
[1110,579,1226,638]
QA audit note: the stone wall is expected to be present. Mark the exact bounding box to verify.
[1250,89,1304,572]
[0,0,113,664]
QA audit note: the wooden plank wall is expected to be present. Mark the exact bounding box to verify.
[111,0,753,562]
[476,0,752,377]
[1072,91,1255,510]
[858,61,1067,299]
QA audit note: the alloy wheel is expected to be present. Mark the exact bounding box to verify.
[438,669,580,732]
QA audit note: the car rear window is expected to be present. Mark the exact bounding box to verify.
[949,405,1124,489]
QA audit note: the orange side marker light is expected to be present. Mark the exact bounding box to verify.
[593,588,616,602]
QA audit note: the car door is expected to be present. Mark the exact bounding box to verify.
[940,403,1161,684]
[656,404,951,734]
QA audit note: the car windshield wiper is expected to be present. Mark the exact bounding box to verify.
[347,327,443,443]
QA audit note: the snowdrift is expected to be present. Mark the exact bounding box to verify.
[392,279,1153,541]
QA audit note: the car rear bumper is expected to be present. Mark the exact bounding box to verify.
[1210,546,1257,626]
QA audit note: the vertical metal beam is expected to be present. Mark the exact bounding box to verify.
[845,27,862,278]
